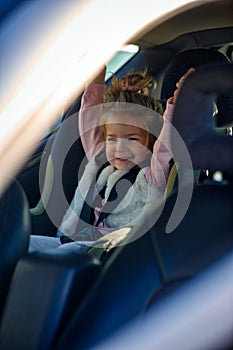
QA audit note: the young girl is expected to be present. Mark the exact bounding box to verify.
[29,67,194,253]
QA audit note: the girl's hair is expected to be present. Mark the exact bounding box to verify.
[104,68,163,113]
[100,69,163,151]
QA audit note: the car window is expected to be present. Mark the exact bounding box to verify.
[106,44,139,79]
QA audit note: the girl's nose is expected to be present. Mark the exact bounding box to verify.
[115,138,127,151]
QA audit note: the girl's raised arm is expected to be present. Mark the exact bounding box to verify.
[79,67,106,160]
[148,68,195,191]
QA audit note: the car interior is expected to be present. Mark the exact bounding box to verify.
[0,0,232,349]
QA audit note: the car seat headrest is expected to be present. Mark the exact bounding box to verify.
[161,48,233,128]
[171,63,233,177]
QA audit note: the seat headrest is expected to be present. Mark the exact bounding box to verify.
[161,48,233,127]
[171,63,233,177]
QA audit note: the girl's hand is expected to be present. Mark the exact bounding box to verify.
[173,67,195,104]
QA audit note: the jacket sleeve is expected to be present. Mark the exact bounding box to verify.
[79,82,105,160]
[146,98,175,191]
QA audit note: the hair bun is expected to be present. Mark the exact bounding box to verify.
[119,69,156,95]
[104,68,162,114]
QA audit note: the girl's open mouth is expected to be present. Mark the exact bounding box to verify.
[116,157,131,162]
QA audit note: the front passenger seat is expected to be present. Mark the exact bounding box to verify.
[0,180,31,321]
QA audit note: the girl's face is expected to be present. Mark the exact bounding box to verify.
[104,116,150,171]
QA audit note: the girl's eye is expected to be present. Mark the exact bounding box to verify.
[107,137,117,142]
[128,137,139,141]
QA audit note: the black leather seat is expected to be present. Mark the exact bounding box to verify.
[0,180,30,321]
[52,184,233,350]
[0,250,101,350]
